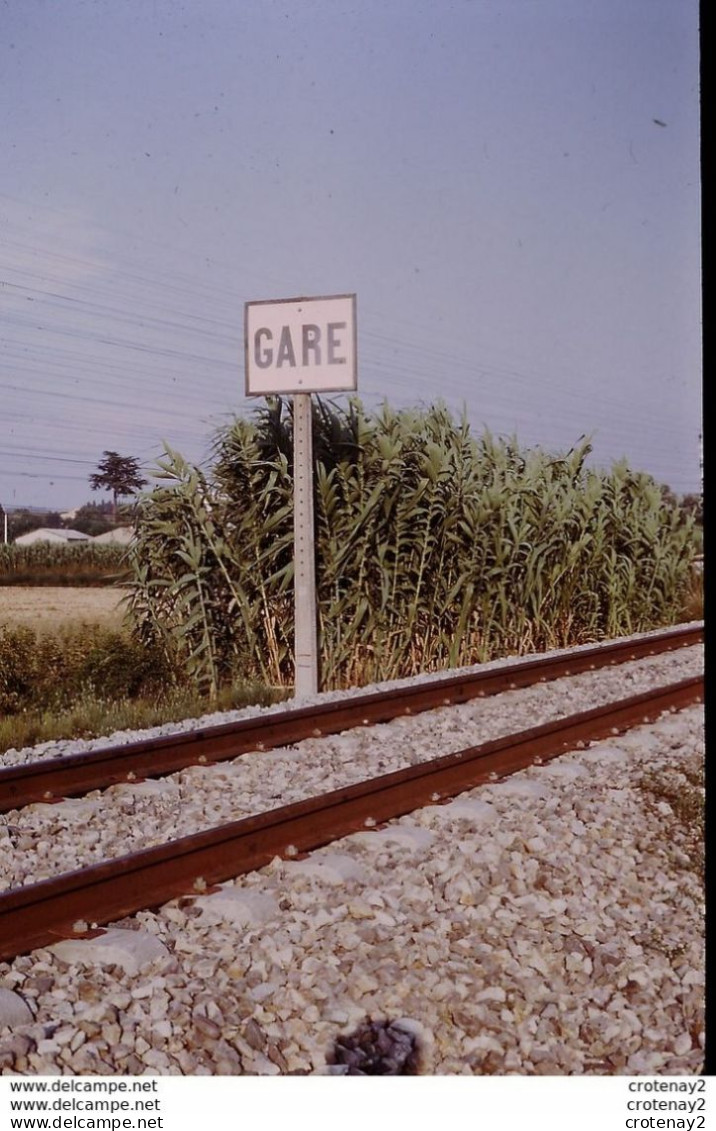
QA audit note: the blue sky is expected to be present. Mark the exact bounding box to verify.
[1,0,702,512]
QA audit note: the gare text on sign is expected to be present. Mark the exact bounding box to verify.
[245,293,357,395]
[254,321,347,369]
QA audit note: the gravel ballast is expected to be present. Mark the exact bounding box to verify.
[0,640,705,1076]
[0,625,703,774]
[0,643,703,891]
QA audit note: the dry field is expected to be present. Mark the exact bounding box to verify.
[0,587,127,632]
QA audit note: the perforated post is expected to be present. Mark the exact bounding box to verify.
[293,393,318,698]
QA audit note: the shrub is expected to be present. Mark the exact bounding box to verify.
[0,625,172,716]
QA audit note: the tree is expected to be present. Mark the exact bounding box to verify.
[680,492,703,526]
[89,452,147,520]
[71,501,115,537]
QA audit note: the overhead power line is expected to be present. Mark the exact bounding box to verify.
[0,194,702,501]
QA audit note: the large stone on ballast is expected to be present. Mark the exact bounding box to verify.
[29,799,102,821]
[282,853,367,885]
[425,798,497,823]
[195,888,279,928]
[490,779,550,800]
[351,825,435,851]
[0,988,33,1028]
[48,929,168,975]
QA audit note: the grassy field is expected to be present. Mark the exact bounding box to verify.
[0,585,283,754]
[0,586,127,632]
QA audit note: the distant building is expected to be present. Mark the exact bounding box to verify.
[14,528,90,546]
[92,526,135,545]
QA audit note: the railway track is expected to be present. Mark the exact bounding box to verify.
[0,650,703,961]
[0,622,702,814]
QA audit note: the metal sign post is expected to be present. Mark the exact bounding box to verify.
[245,293,356,700]
[293,392,318,697]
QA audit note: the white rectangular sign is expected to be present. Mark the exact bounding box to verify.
[245,293,357,395]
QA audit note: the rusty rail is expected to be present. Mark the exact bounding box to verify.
[0,673,703,961]
[0,623,703,814]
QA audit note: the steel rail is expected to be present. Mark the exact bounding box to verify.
[0,673,702,961]
[0,623,703,814]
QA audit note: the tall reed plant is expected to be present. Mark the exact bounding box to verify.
[125,399,700,694]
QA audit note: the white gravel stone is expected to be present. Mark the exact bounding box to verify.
[282,853,368,884]
[672,1032,694,1057]
[537,762,588,780]
[432,798,498,822]
[195,889,280,927]
[494,779,552,799]
[29,799,103,820]
[361,825,435,850]
[117,780,181,799]
[579,744,630,764]
[0,988,33,1027]
[48,929,169,975]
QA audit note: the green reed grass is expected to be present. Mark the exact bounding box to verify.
[125,398,700,696]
